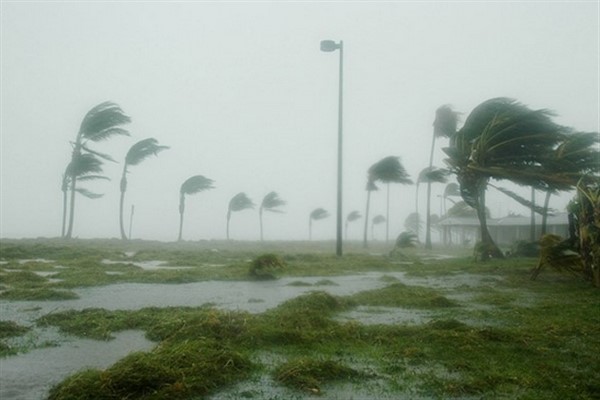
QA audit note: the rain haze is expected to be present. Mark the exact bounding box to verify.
[1,1,598,243]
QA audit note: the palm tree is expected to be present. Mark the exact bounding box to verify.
[345,210,361,239]
[404,212,422,235]
[366,156,412,244]
[371,214,386,240]
[63,102,131,239]
[443,97,572,259]
[259,191,286,241]
[119,138,169,240]
[61,153,109,237]
[442,182,460,215]
[425,105,459,248]
[362,180,378,248]
[415,166,448,244]
[309,208,329,240]
[227,192,255,240]
[178,175,215,241]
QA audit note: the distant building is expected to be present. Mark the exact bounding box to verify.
[436,212,569,246]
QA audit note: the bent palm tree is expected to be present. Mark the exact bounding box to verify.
[442,182,461,215]
[367,156,412,243]
[362,180,378,248]
[119,138,169,240]
[178,175,215,241]
[309,208,329,240]
[227,193,255,240]
[64,102,131,238]
[259,191,286,241]
[345,210,361,239]
[415,166,448,243]
[444,97,571,259]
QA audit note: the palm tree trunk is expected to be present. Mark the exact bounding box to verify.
[119,167,128,240]
[259,208,264,241]
[178,194,185,241]
[425,179,433,249]
[530,187,536,242]
[61,176,68,238]
[363,190,372,248]
[476,184,504,259]
[414,183,420,240]
[541,190,552,236]
[226,210,231,240]
[386,183,390,243]
[65,174,77,239]
[128,205,134,240]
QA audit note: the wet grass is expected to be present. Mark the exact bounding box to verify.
[2,238,600,399]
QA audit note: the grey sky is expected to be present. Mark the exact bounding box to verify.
[1,1,598,242]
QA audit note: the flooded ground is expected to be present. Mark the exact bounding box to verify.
[0,258,500,400]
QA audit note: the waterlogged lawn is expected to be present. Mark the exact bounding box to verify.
[1,238,599,399]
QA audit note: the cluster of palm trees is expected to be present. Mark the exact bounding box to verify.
[61,99,598,252]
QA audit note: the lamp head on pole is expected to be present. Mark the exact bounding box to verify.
[320,40,340,52]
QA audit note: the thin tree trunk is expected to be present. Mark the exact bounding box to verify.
[119,167,128,240]
[386,183,390,243]
[530,187,536,242]
[178,194,185,241]
[414,183,420,240]
[541,190,552,236]
[128,205,134,240]
[476,184,504,259]
[226,210,231,240]
[61,177,68,237]
[65,174,77,239]
[363,190,372,248]
[259,208,264,241]
[425,178,433,249]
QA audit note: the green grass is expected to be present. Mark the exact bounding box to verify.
[2,238,599,399]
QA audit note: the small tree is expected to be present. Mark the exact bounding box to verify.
[345,210,361,239]
[178,175,215,241]
[371,214,386,240]
[309,208,329,240]
[259,192,286,241]
[227,193,255,240]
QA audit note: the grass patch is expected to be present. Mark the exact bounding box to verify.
[0,288,78,301]
[350,282,459,308]
[0,320,30,338]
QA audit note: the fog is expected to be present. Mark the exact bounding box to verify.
[1,1,598,242]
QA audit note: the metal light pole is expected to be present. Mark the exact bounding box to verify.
[320,39,344,257]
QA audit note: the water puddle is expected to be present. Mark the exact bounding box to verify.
[101,259,192,270]
[0,330,154,400]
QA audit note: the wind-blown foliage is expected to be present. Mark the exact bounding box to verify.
[309,208,329,240]
[362,180,378,248]
[63,102,131,239]
[259,191,286,241]
[227,193,255,240]
[444,97,572,259]
[415,166,448,243]
[345,210,361,239]
[364,156,412,246]
[371,214,386,240]
[119,138,169,240]
[178,175,215,241]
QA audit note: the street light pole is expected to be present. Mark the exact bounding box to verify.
[321,39,344,257]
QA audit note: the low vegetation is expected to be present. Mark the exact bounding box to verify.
[1,238,599,399]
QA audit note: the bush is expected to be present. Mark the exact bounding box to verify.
[248,253,285,280]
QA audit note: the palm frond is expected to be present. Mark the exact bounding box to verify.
[346,210,361,222]
[395,231,418,248]
[489,184,552,215]
[80,144,117,163]
[443,182,460,197]
[261,191,286,212]
[66,153,104,177]
[418,166,449,184]
[433,105,460,138]
[125,138,169,167]
[180,175,215,195]
[79,101,131,141]
[75,188,104,199]
[77,174,110,182]
[372,215,386,225]
[404,212,422,232]
[310,208,329,221]
[229,192,255,212]
[368,156,413,184]
[366,179,379,191]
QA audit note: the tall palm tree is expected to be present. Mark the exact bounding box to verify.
[371,214,386,240]
[362,180,378,248]
[227,192,255,240]
[345,210,361,239]
[309,208,329,240]
[178,175,215,241]
[444,97,572,259]
[61,153,109,237]
[259,191,286,241]
[367,156,412,243]
[64,101,131,239]
[415,166,448,244]
[119,138,169,240]
[425,105,459,248]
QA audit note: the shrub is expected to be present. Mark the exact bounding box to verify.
[248,253,285,280]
